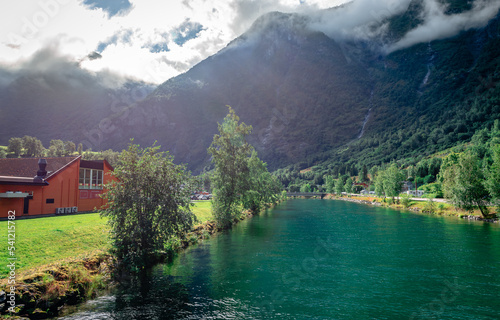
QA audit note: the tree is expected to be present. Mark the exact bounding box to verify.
[100,143,195,270]
[335,176,345,195]
[442,151,490,217]
[382,164,404,200]
[300,183,312,193]
[359,165,369,183]
[64,141,76,156]
[22,136,44,157]
[344,177,353,194]
[208,107,253,229]
[48,140,65,157]
[77,143,83,155]
[325,175,335,193]
[485,145,500,210]
[242,151,282,213]
[8,137,23,157]
[374,170,385,196]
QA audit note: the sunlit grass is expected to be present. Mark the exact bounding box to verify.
[0,201,213,278]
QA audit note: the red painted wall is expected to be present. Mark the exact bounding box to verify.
[0,159,115,218]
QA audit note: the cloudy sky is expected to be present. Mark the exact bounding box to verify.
[2,0,499,86]
[0,0,347,84]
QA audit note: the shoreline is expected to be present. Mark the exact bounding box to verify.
[0,203,273,319]
[328,195,499,223]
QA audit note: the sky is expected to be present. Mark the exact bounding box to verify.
[0,0,346,85]
[1,0,499,86]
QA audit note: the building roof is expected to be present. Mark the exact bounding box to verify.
[0,156,80,179]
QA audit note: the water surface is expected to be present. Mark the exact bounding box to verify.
[59,199,500,319]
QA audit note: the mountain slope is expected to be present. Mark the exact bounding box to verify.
[1,1,499,175]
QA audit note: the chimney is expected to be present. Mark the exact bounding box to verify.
[34,159,47,182]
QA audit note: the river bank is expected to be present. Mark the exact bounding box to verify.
[0,203,263,319]
[329,194,499,223]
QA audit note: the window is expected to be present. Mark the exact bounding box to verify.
[46,198,55,204]
[79,168,103,189]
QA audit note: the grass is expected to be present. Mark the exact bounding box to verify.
[192,200,212,223]
[0,201,213,278]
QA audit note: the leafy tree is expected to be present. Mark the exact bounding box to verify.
[242,151,282,213]
[208,107,253,229]
[374,170,385,196]
[48,139,65,157]
[100,143,195,270]
[300,183,312,193]
[77,143,83,155]
[382,164,404,200]
[485,145,500,210]
[359,165,369,183]
[335,176,345,195]
[22,136,44,157]
[441,151,490,217]
[344,177,353,194]
[64,141,76,155]
[325,175,335,193]
[8,137,23,157]
[0,148,7,158]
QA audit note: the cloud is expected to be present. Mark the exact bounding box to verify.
[386,0,500,53]
[82,0,133,18]
[0,41,139,90]
[97,29,134,52]
[308,0,412,41]
[0,0,348,84]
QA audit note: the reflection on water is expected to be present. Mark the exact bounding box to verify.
[58,200,500,320]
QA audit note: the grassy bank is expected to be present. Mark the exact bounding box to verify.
[0,202,213,278]
[332,195,497,218]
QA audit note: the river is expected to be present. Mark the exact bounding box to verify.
[58,199,500,319]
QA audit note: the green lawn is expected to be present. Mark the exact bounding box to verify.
[0,202,212,278]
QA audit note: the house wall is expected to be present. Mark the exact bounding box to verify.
[0,159,115,218]
[77,161,115,212]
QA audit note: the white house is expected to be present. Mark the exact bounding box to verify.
[406,190,425,197]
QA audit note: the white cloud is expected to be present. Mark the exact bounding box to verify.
[387,0,500,53]
[0,0,347,84]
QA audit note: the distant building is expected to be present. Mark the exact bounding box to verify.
[406,190,425,197]
[0,156,114,219]
[402,181,413,192]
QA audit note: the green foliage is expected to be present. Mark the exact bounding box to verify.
[241,151,283,213]
[422,198,436,214]
[485,145,500,209]
[300,183,312,193]
[344,177,353,194]
[325,175,335,193]
[441,151,490,217]
[8,137,23,157]
[335,176,345,195]
[22,136,44,157]
[64,141,76,155]
[83,149,120,167]
[209,107,279,229]
[400,193,412,208]
[100,142,196,270]
[380,164,405,199]
[209,107,253,229]
[48,140,65,157]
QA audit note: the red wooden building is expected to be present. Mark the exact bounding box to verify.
[0,156,114,219]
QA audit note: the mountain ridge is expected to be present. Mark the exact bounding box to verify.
[1,1,499,174]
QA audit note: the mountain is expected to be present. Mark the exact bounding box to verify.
[1,0,499,174]
[0,50,155,150]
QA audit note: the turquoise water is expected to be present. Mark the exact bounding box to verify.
[60,199,500,319]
